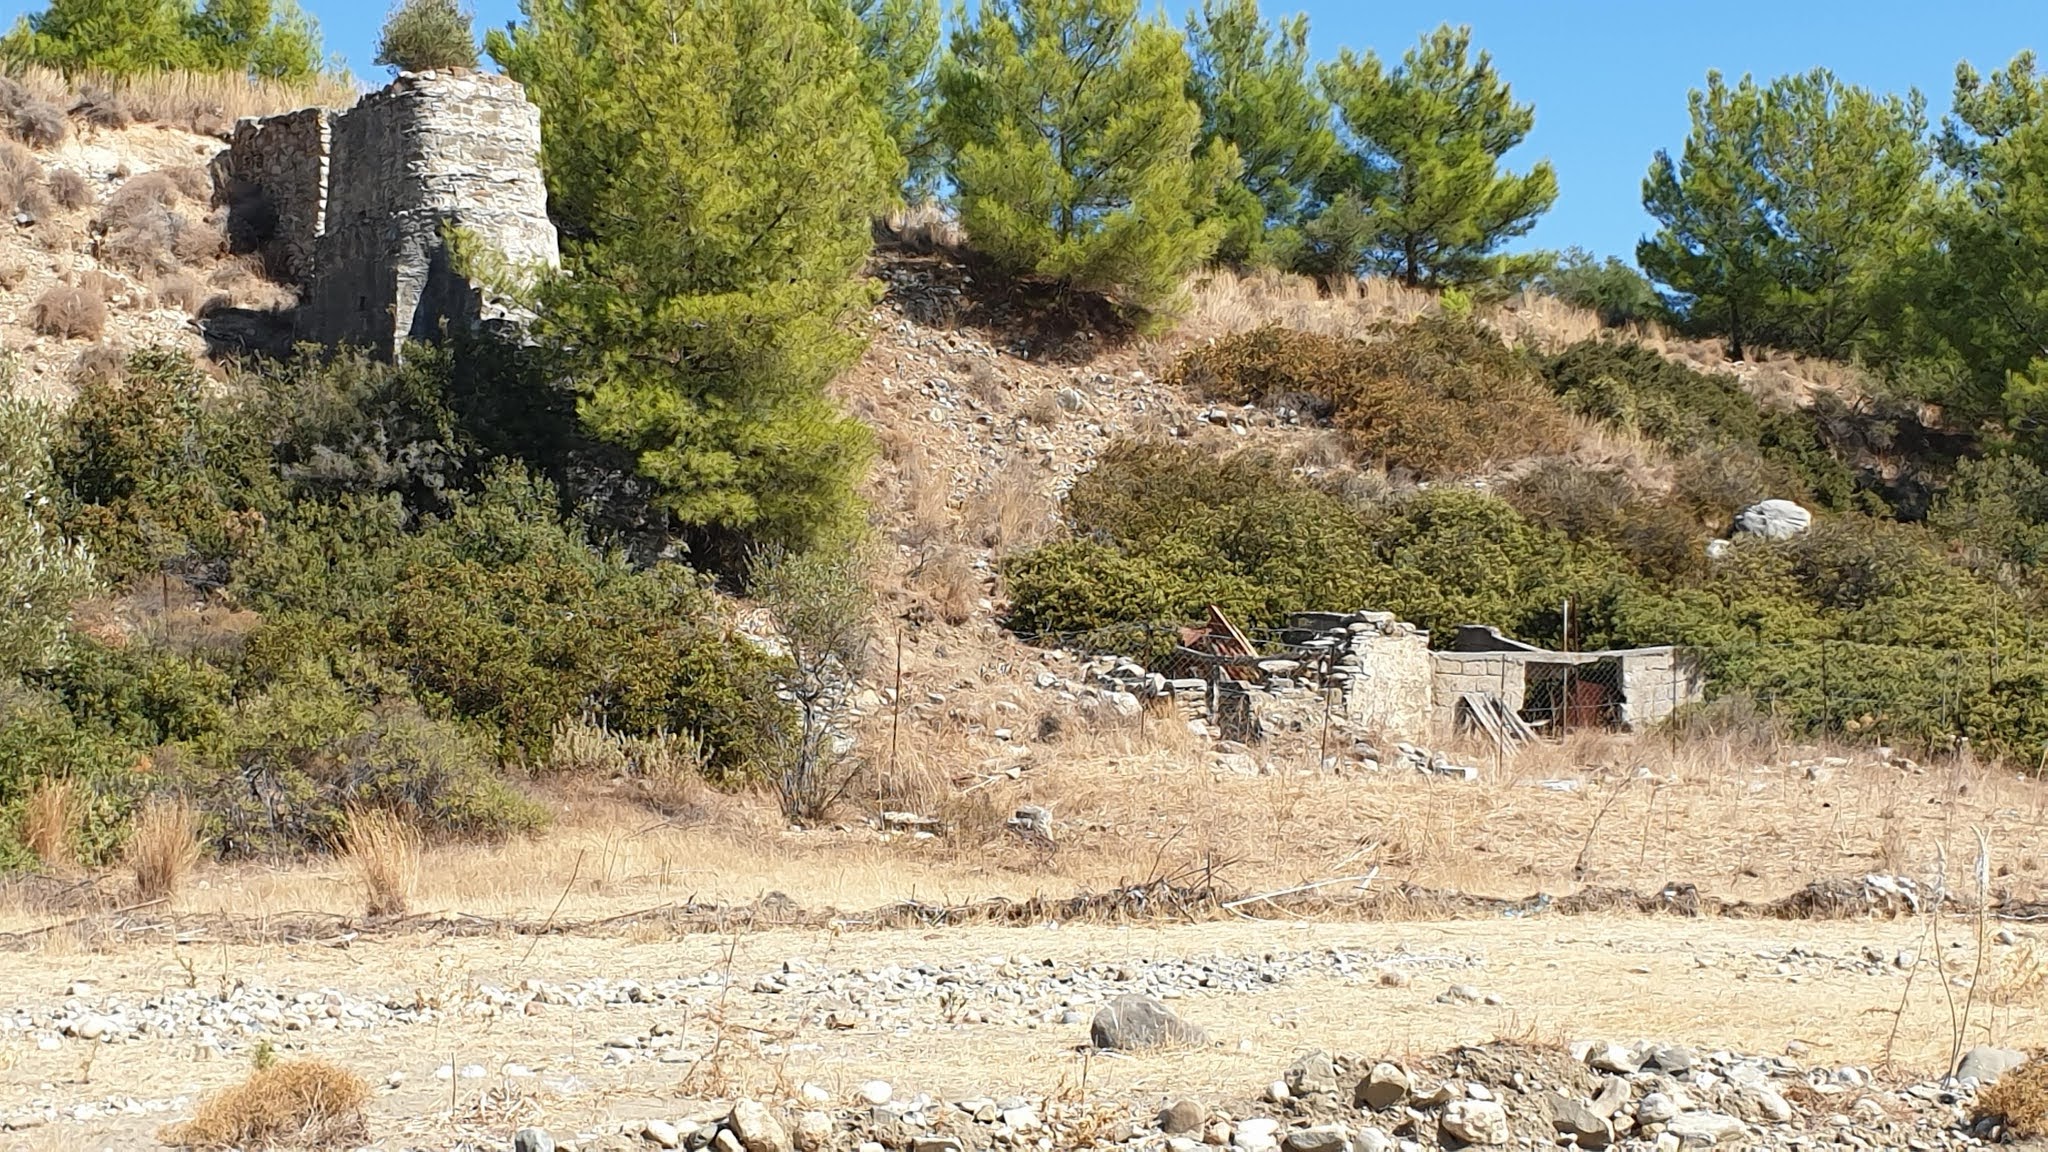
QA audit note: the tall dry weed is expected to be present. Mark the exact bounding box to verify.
[127,799,202,900]
[22,779,77,869]
[339,808,419,918]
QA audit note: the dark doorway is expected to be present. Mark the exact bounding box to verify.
[1519,659,1623,733]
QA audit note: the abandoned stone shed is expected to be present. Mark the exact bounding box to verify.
[1295,612,1706,738]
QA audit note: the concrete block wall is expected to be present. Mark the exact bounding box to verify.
[1428,653,1530,730]
[215,70,559,359]
[1343,625,1436,736]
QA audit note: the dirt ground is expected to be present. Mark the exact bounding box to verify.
[0,915,2035,1150]
[1,740,2046,1151]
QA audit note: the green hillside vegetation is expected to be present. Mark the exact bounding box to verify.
[1008,326,2048,759]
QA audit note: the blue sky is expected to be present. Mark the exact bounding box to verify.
[304,0,2043,265]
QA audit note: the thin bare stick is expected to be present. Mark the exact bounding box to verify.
[519,848,586,966]
[1221,868,1379,910]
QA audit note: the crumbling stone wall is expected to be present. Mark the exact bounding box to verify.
[211,108,330,284]
[215,70,559,360]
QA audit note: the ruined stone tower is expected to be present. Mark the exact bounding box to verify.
[212,70,559,359]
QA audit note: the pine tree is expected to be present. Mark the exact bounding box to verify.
[1879,52,2048,427]
[0,0,323,80]
[1314,24,1556,287]
[1642,69,1927,361]
[489,0,891,552]
[851,0,940,200]
[1638,72,1774,360]
[1185,0,1335,265]
[935,0,1230,316]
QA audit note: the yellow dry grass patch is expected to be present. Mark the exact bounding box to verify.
[9,66,358,130]
[21,779,77,870]
[339,808,420,918]
[125,798,201,901]
[161,1059,369,1149]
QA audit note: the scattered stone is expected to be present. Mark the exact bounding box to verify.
[858,1081,894,1107]
[1279,1126,1348,1152]
[1283,1050,1339,1096]
[1231,1116,1280,1152]
[793,1112,833,1152]
[730,1100,789,1152]
[1550,1093,1614,1147]
[1090,994,1207,1050]
[1663,1112,1746,1146]
[1587,1042,1643,1074]
[1158,1100,1205,1135]
[1355,1062,1410,1110]
[1439,1099,1509,1145]
[1956,1045,2028,1085]
[514,1128,556,1152]
[643,1119,682,1149]
[1637,1093,1679,1125]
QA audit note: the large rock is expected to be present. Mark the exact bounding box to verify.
[1549,1093,1613,1147]
[729,1100,790,1152]
[1664,1112,1747,1146]
[1090,994,1208,1050]
[1283,1050,1339,1096]
[514,1129,555,1152]
[1956,1045,2029,1085]
[1280,1126,1348,1152]
[1734,499,1813,540]
[1439,1100,1509,1145]
[1157,1100,1205,1135]
[1353,1062,1410,1110]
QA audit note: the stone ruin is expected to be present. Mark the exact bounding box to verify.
[210,70,559,359]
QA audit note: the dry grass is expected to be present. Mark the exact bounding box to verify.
[10,99,68,149]
[161,1059,370,1149]
[964,451,1056,553]
[125,799,202,901]
[879,201,966,254]
[8,66,357,135]
[153,272,207,313]
[0,139,49,217]
[338,808,420,918]
[911,546,980,625]
[33,284,108,338]
[21,779,77,870]
[46,165,91,210]
[1975,1056,2048,1138]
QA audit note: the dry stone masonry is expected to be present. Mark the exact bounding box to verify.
[211,70,559,359]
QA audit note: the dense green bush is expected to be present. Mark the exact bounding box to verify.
[0,0,326,82]
[1169,319,1571,475]
[374,0,476,73]
[1,345,793,865]
[1006,439,2048,760]
[0,390,94,678]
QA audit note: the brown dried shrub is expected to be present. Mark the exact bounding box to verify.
[0,263,25,291]
[76,269,120,300]
[170,214,224,263]
[163,165,211,202]
[161,1059,370,1149]
[100,171,182,229]
[1167,318,1572,476]
[154,272,206,313]
[31,285,106,339]
[69,89,133,130]
[10,99,66,148]
[70,342,127,386]
[0,140,44,215]
[46,166,90,210]
[1975,1057,2048,1139]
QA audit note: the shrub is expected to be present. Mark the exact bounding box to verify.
[69,89,132,130]
[46,165,89,209]
[154,272,206,313]
[0,140,45,216]
[1975,1058,2048,1140]
[126,798,200,899]
[0,391,96,677]
[1168,319,1571,475]
[11,99,66,148]
[30,285,104,338]
[1535,249,1663,328]
[375,0,479,73]
[161,1059,370,1149]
